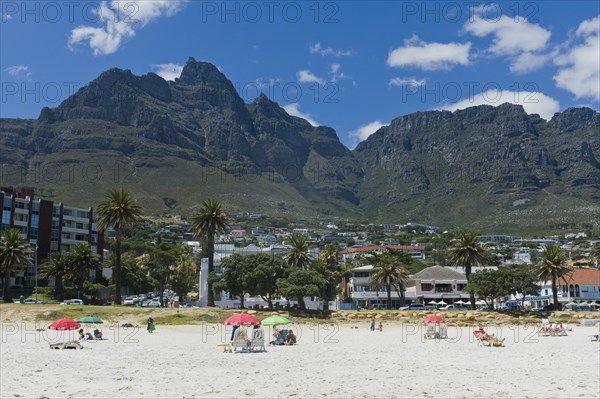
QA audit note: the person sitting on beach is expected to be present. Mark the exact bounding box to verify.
[93,329,103,339]
[476,327,495,340]
[285,330,297,345]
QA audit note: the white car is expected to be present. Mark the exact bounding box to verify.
[123,296,136,306]
[23,298,44,304]
[145,300,161,307]
[61,299,84,305]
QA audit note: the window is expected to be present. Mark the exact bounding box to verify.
[30,227,38,239]
[2,210,10,224]
[421,283,433,291]
[32,202,40,214]
[31,214,39,226]
[354,272,369,278]
[15,201,25,209]
[3,197,11,210]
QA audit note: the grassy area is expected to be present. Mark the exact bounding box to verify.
[1,304,597,326]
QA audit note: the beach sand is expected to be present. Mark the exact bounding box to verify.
[1,322,599,398]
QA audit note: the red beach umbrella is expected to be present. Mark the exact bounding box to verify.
[223,313,261,327]
[423,315,446,324]
[48,318,81,331]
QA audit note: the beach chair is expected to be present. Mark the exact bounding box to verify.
[49,341,83,350]
[249,329,266,352]
[474,330,504,347]
[438,324,448,339]
[424,324,437,339]
[230,329,250,353]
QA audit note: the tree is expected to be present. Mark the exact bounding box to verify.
[448,231,488,309]
[66,243,102,301]
[506,265,541,308]
[97,188,144,304]
[368,250,410,310]
[214,254,251,308]
[190,199,229,307]
[277,269,326,309]
[315,243,341,311]
[537,245,571,310]
[0,229,31,301]
[119,252,152,295]
[170,250,198,303]
[38,252,67,301]
[146,244,175,307]
[284,234,312,269]
[465,269,508,310]
[283,234,313,308]
[245,254,286,308]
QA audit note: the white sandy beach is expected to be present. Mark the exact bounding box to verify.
[1,322,599,399]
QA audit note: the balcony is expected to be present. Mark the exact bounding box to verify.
[62,226,90,234]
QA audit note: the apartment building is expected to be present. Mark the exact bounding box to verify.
[0,187,104,287]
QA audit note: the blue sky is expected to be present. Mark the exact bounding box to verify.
[1,1,599,148]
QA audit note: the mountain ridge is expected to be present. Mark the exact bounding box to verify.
[1,58,598,232]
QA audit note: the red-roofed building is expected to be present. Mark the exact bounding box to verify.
[558,268,600,302]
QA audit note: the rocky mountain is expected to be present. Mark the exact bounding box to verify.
[1,58,598,232]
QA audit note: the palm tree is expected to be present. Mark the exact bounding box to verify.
[283,234,313,309]
[537,245,571,310]
[448,231,488,309]
[38,252,67,301]
[369,252,410,310]
[190,199,229,307]
[96,188,144,304]
[0,229,31,302]
[317,243,340,311]
[66,243,102,301]
[285,234,312,269]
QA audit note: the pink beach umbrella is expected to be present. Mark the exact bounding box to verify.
[423,315,446,324]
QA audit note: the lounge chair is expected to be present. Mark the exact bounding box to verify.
[473,330,504,347]
[438,324,448,339]
[424,324,437,339]
[49,341,83,350]
[230,329,251,353]
[249,329,266,352]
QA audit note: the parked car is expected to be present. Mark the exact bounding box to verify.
[145,300,161,307]
[399,303,427,310]
[61,299,84,305]
[23,298,44,304]
[123,296,136,306]
[439,304,457,311]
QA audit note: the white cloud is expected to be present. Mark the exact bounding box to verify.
[510,52,552,74]
[441,89,560,120]
[69,0,187,56]
[282,103,319,127]
[387,35,471,70]
[464,12,551,73]
[389,77,426,87]
[4,65,29,77]
[553,15,600,101]
[329,63,352,83]
[151,63,183,81]
[297,70,325,85]
[309,43,354,57]
[348,120,385,148]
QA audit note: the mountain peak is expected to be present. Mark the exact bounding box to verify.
[178,57,227,85]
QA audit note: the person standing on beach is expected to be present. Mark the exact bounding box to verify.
[370,316,376,331]
[147,316,155,333]
[378,321,383,332]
